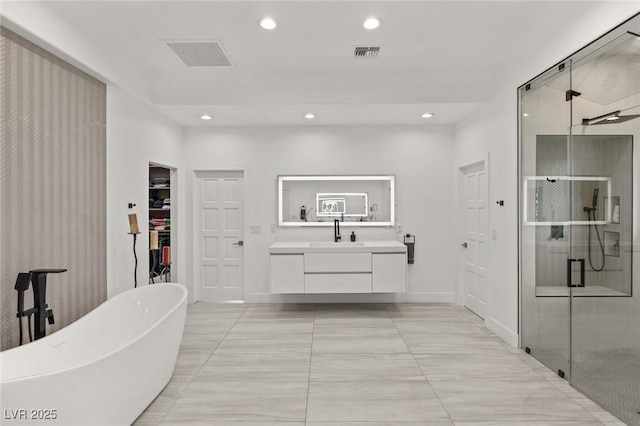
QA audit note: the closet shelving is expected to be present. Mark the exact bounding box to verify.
[149,166,171,282]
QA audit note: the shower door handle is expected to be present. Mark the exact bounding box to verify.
[566,258,585,288]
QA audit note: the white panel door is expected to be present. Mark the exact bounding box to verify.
[462,162,488,318]
[195,171,244,301]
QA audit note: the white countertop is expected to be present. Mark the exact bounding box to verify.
[269,240,407,254]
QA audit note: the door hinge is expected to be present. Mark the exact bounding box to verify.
[525,346,531,354]
[566,90,581,101]
[558,369,565,378]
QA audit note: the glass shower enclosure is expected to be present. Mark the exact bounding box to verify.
[519,13,640,425]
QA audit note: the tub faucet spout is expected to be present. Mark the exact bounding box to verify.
[334,219,341,242]
[29,268,66,340]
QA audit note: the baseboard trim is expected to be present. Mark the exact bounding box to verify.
[244,292,456,304]
[485,316,519,348]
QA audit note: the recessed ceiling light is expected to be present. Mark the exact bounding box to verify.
[304,113,315,119]
[200,114,212,120]
[421,112,434,119]
[522,113,529,117]
[260,18,277,30]
[363,17,381,30]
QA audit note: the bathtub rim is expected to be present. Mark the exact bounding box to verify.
[0,283,188,383]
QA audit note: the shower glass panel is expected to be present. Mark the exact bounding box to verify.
[521,17,640,425]
[520,63,572,378]
[568,31,639,423]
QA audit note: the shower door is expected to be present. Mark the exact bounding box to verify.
[521,24,640,426]
[520,60,574,378]
[567,32,639,424]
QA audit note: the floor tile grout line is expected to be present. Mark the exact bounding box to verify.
[183,303,249,382]
[304,303,316,423]
[541,371,620,424]
[386,303,473,424]
[154,302,250,424]
[391,305,614,425]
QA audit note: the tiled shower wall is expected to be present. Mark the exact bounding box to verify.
[0,27,107,350]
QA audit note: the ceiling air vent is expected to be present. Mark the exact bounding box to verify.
[354,46,380,59]
[166,41,232,67]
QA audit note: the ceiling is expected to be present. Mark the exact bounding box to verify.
[2,1,628,127]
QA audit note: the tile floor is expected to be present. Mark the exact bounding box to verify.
[134,303,626,425]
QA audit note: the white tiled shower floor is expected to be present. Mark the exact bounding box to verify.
[134,303,626,425]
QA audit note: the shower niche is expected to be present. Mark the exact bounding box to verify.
[528,135,632,297]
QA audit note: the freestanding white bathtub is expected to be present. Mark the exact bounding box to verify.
[0,283,187,425]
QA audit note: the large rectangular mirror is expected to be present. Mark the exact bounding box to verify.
[278,175,395,227]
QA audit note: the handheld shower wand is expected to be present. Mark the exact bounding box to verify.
[583,188,599,212]
[584,188,605,272]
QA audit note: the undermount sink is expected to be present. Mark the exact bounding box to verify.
[309,241,365,247]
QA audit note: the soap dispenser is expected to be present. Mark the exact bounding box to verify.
[350,231,356,242]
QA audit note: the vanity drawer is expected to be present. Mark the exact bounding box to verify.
[304,252,371,273]
[305,273,372,293]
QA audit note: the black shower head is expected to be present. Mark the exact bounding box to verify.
[582,110,640,125]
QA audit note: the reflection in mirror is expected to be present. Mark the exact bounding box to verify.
[278,175,394,227]
[316,193,368,217]
[523,176,612,225]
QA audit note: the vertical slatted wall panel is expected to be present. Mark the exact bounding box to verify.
[0,27,107,350]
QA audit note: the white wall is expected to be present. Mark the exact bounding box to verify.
[106,86,184,297]
[1,4,186,298]
[184,126,456,303]
[453,4,640,346]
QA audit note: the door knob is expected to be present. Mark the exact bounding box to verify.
[461,242,468,248]
[233,241,244,246]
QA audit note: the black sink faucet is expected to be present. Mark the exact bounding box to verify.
[334,219,341,242]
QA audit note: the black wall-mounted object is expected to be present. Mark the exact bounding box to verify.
[565,89,582,101]
[496,200,504,206]
[128,202,136,209]
[404,234,415,264]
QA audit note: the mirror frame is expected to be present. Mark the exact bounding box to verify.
[277,175,396,227]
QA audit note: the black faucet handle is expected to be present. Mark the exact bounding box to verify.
[46,309,55,325]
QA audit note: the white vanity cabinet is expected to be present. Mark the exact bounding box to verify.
[304,252,372,293]
[268,241,407,294]
[372,253,407,292]
[270,254,304,293]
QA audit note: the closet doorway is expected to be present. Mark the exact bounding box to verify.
[149,164,176,283]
